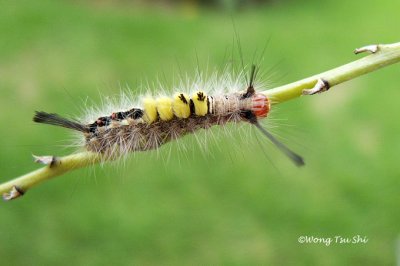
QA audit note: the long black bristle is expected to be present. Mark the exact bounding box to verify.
[33,111,88,133]
[254,122,305,167]
[242,65,257,98]
[249,64,257,88]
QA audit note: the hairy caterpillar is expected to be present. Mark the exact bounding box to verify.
[33,65,304,166]
[3,41,399,201]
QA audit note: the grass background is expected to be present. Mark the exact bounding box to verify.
[0,0,399,265]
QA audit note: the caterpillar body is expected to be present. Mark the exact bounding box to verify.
[33,65,304,166]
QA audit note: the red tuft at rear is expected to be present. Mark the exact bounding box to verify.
[251,94,270,118]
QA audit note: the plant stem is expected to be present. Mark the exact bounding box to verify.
[0,152,102,200]
[263,43,400,103]
[1,42,400,200]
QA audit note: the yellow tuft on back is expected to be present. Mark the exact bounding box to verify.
[143,97,158,124]
[156,97,174,121]
[192,91,208,116]
[172,93,191,119]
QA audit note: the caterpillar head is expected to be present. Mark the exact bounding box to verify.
[240,87,270,120]
[240,64,270,119]
[239,65,304,167]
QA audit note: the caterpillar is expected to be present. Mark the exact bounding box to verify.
[33,65,304,166]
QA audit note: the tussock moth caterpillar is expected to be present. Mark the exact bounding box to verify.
[3,41,400,201]
[33,65,304,166]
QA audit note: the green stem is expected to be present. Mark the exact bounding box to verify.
[1,42,400,200]
[0,152,102,200]
[263,43,400,103]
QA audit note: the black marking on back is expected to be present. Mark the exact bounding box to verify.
[97,116,111,127]
[197,92,206,101]
[207,96,211,114]
[178,94,188,104]
[112,108,143,121]
[125,108,144,119]
[113,112,125,120]
[89,122,97,133]
[89,108,144,133]
[33,111,89,133]
[189,99,195,114]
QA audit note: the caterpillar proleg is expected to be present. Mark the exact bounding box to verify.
[33,64,304,166]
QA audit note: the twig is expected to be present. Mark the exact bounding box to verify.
[1,42,400,201]
[1,152,102,200]
[263,43,400,103]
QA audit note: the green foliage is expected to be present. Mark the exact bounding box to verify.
[0,0,399,264]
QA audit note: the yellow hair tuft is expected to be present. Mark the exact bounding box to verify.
[173,93,191,119]
[192,91,208,116]
[156,97,174,121]
[143,97,158,124]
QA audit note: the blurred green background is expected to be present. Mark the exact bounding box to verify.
[1,0,399,265]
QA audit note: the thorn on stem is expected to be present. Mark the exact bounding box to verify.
[354,45,379,54]
[2,186,24,201]
[302,78,330,95]
[33,155,56,167]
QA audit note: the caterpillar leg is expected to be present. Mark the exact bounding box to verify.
[302,78,330,95]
